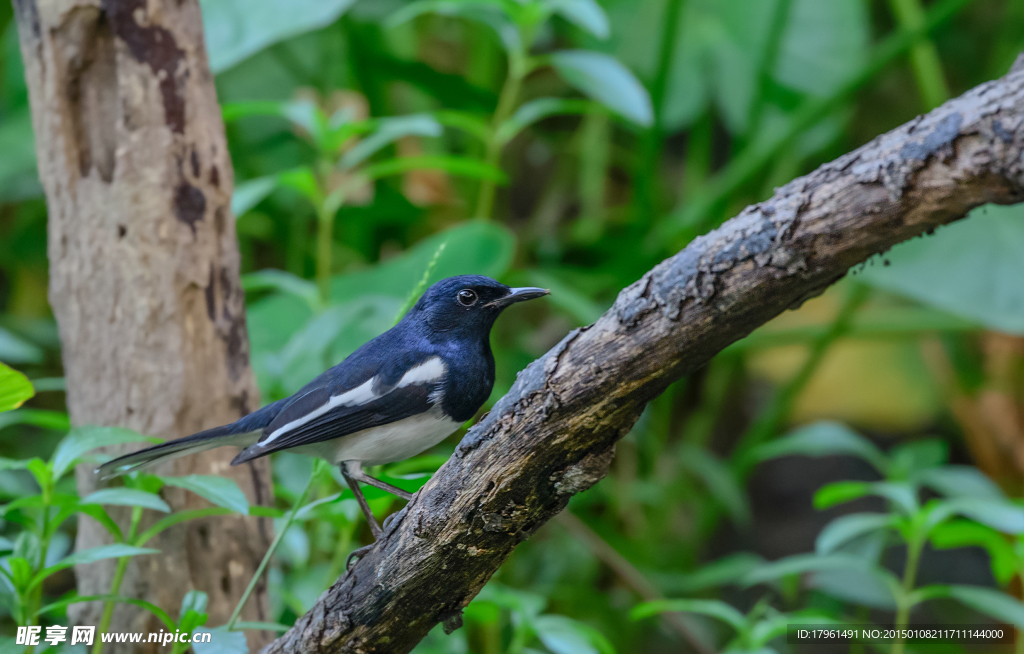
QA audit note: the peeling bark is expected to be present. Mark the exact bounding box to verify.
[12,0,272,649]
[265,61,1024,654]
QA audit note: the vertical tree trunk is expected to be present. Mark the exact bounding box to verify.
[12,0,273,647]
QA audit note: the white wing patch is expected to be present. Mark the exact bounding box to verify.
[262,357,446,445]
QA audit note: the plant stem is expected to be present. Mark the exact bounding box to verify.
[891,535,925,654]
[475,54,526,219]
[315,202,334,304]
[227,471,316,631]
[732,284,870,474]
[633,0,686,223]
[888,0,950,110]
[93,507,142,654]
[660,0,974,245]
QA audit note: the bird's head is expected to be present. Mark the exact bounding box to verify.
[409,275,549,335]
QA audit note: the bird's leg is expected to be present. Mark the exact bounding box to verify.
[346,468,413,501]
[340,463,382,540]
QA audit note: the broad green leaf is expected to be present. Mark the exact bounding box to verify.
[811,568,898,610]
[194,627,248,654]
[754,421,888,472]
[495,98,595,146]
[276,167,321,205]
[916,466,1004,500]
[815,481,918,516]
[679,443,750,527]
[815,513,894,554]
[933,498,1024,535]
[918,585,1024,628]
[134,508,234,547]
[241,269,321,312]
[773,0,869,97]
[32,545,160,589]
[0,108,42,202]
[330,221,517,304]
[0,363,33,413]
[179,590,210,634]
[200,0,357,73]
[743,553,901,595]
[80,488,171,513]
[930,520,1016,585]
[339,115,442,169]
[0,409,70,432]
[546,0,609,38]
[221,100,284,122]
[655,553,764,594]
[533,615,602,654]
[550,51,653,127]
[887,439,947,479]
[0,327,43,365]
[859,203,1024,335]
[51,426,158,481]
[0,457,30,471]
[630,598,745,631]
[36,594,175,629]
[232,175,279,217]
[158,475,250,514]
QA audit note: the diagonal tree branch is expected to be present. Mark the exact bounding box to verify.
[265,60,1024,654]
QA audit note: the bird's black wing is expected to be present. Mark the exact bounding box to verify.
[231,383,436,464]
[230,350,445,464]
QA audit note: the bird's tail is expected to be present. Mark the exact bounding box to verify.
[96,399,286,480]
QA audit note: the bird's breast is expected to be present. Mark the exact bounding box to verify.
[305,405,461,466]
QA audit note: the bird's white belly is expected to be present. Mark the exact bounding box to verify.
[297,407,461,466]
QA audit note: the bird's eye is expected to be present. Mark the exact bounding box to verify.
[457,289,478,306]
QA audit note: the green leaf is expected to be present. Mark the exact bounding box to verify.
[36,594,175,630]
[339,115,442,169]
[330,221,517,304]
[0,326,44,365]
[743,553,901,595]
[655,553,764,594]
[221,100,285,122]
[934,498,1024,535]
[930,520,1017,585]
[360,156,507,183]
[815,513,895,554]
[630,599,745,631]
[550,51,653,127]
[860,203,1024,335]
[51,426,157,481]
[80,488,171,513]
[753,421,888,472]
[921,585,1024,628]
[0,409,70,432]
[134,508,233,547]
[200,0,357,73]
[916,466,1005,500]
[495,98,595,146]
[32,545,160,590]
[232,175,279,217]
[158,475,250,514]
[193,627,248,654]
[241,269,321,312]
[0,108,42,202]
[810,568,898,610]
[533,615,607,654]
[546,0,609,38]
[0,363,33,413]
[815,481,918,515]
[276,167,322,205]
[888,439,948,479]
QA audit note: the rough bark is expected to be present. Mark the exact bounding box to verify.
[265,60,1024,653]
[12,0,273,648]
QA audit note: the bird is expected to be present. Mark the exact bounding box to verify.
[97,275,549,560]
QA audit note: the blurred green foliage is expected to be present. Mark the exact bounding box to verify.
[3,0,1024,652]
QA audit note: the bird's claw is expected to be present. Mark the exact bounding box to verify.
[346,543,377,571]
[382,512,399,532]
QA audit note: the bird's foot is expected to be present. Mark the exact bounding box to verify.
[346,542,377,571]
[382,512,400,532]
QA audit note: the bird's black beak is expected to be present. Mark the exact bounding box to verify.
[490,286,550,308]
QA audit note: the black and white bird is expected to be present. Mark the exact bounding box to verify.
[97,275,548,552]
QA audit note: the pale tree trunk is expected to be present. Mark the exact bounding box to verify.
[12,0,273,649]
